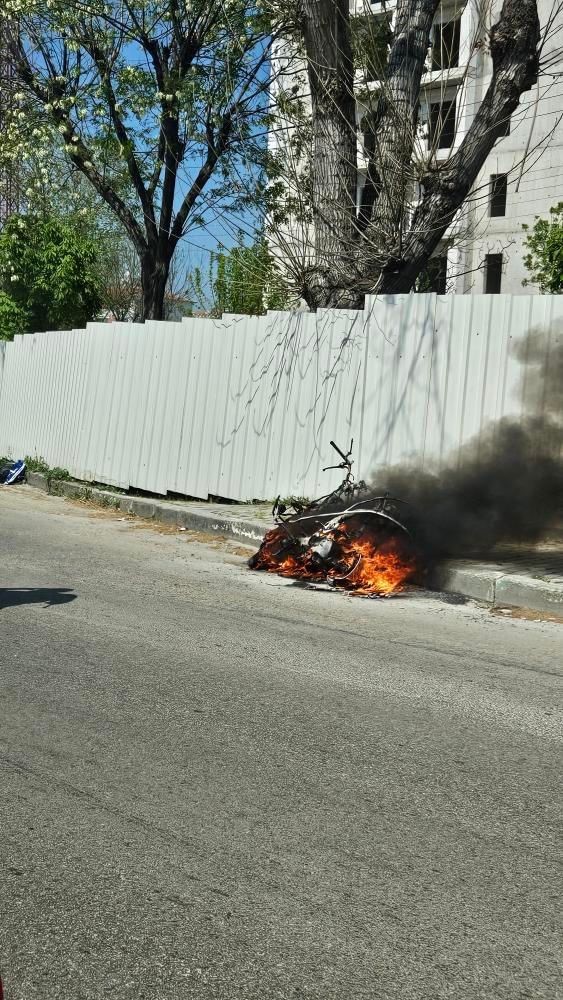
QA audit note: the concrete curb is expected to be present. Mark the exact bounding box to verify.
[25,475,563,614]
[432,562,563,614]
[495,573,563,615]
[29,474,266,545]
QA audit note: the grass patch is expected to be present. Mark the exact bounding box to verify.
[24,455,51,476]
[276,495,311,509]
[25,455,70,491]
[97,492,121,510]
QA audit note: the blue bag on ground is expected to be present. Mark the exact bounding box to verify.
[0,459,26,485]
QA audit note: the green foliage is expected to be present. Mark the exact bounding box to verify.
[192,238,290,316]
[0,214,103,331]
[24,456,51,476]
[522,203,563,294]
[1,0,276,318]
[24,455,70,489]
[96,492,121,509]
[279,495,310,508]
[0,292,28,341]
[49,466,71,483]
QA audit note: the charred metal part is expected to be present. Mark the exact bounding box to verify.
[249,439,417,596]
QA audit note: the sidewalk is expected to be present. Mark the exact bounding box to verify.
[27,472,563,615]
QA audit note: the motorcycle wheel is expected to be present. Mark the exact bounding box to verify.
[326,552,363,583]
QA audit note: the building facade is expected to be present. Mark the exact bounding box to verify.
[270,0,563,296]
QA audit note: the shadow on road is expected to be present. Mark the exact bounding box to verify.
[0,588,77,609]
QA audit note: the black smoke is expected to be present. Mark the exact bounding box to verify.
[374,325,563,564]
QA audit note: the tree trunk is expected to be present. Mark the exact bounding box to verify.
[295,0,541,308]
[359,0,440,267]
[376,0,540,294]
[140,252,171,321]
[299,0,360,309]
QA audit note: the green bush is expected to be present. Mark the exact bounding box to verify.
[24,456,70,488]
[522,202,563,294]
[0,214,103,332]
[0,291,28,341]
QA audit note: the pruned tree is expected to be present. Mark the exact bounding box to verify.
[2,0,278,319]
[98,238,144,321]
[522,201,563,293]
[269,0,547,308]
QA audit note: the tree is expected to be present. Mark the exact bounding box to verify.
[0,214,103,331]
[0,292,28,341]
[269,0,545,308]
[96,237,144,321]
[7,137,160,320]
[522,202,563,293]
[191,237,289,316]
[2,0,277,320]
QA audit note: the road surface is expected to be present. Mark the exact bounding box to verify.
[1,487,561,999]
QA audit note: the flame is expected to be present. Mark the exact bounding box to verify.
[250,521,417,596]
[249,527,325,581]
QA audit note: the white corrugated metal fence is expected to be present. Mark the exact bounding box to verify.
[0,293,561,500]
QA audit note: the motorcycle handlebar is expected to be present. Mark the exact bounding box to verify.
[330,439,352,464]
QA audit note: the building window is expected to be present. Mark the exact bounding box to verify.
[489,174,507,217]
[432,18,461,70]
[428,98,457,149]
[417,255,448,293]
[484,253,503,294]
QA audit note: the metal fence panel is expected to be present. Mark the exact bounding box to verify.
[0,342,5,404]
[0,294,562,501]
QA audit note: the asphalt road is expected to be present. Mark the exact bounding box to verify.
[1,486,561,1000]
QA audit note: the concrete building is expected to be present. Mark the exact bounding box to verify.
[269,0,563,295]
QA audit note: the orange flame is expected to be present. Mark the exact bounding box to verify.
[250,522,417,596]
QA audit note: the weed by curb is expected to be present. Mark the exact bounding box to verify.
[75,487,94,503]
[25,456,70,492]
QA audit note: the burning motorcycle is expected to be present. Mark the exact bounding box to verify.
[249,440,417,596]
